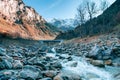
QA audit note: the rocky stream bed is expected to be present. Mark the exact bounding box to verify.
[0,35,120,80]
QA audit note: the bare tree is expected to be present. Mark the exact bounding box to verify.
[100,0,109,11]
[77,4,86,25]
[86,1,97,20]
[77,1,99,24]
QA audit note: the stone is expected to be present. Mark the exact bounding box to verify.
[56,48,62,53]
[13,60,23,69]
[51,62,62,69]
[111,46,120,58]
[3,60,13,69]
[69,61,78,67]
[0,70,18,79]
[89,44,100,57]
[53,72,81,80]
[67,56,73,61]
[85,73,100,79]
[19,65,42,79]
[112,63,120,67]
[90,60,104,67]
[38,52,47,56]
[0,48,6,56]
[53,75,63,80]
[102,56,111,60]
[27,57,36,65]
[104,60,112,65]
[35,62,46,70]
[0,59,12,69]
[42,71,57,78]
[88,44,112,60]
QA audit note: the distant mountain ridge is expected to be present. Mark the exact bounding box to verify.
[56,0,120,40]
[0,0,56,40]
[50,19,77,32]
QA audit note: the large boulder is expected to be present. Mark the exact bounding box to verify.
[42,71,58,78]
[53,72,81,80]
[0,48,6,56]
[12,60,23,69]
[89,44,101,59]
[0,57,13,69]
[19,65,42,79]
[90,60,104,67]
[89,44,112,60]
[50,61,62,70]
[111,45,120,58]
[0,70,18,79]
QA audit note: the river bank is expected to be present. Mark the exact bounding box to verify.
[0,34,120,80]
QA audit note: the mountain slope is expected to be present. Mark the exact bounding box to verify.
[0,0,55,40]
[50,19,77,32]
[56,0,120,40]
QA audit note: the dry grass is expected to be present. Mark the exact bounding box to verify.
[0,18,55,40]
[64,35,101,44]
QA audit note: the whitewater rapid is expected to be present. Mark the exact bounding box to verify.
[46,48,118,80]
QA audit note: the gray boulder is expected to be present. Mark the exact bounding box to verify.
[53,72,81,80]
[0,59,13,69]
[19,65,42,79]
[13,60,23,69]
[42,71,57,78]
[0,48,6,56]
[0,70,18,79]
[90,60,104,67]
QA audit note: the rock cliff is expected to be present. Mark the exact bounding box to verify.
[0,0,55,40]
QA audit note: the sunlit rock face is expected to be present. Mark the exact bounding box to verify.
[0,0,55,40]
[0,0,45,23]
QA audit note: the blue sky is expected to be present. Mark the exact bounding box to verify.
[23,0,115,21]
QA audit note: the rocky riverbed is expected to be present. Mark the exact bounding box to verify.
[0,35,120,80]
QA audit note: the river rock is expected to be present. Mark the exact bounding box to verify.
[56,49,62,53]
[19,65,42,79]
[51,61,62,69]
[112,63,120,67]
[27,57,37,65]
[40,46,48,52]
[90,60,104,67]
[111,46,120,58]
[102,56,111,60]
[53,72,81,80]
[0,70,18,79]
[0,58,13,69]
[104,60,112,65]
[42,71,57,78]
[88,44,101,59]
[84,73,100,80]
[35,62,46,70]
[67,56,73,61]
[0,48,6,56]
[66,61,78,67]
[13,60,23,69]
[38,52,47,56]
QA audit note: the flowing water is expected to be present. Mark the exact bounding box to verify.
[61,56,113,80]
[46,48,119,80]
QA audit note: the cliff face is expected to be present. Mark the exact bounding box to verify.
[0,0,55,40]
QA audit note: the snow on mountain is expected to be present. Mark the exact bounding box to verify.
[49,18,78,31]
